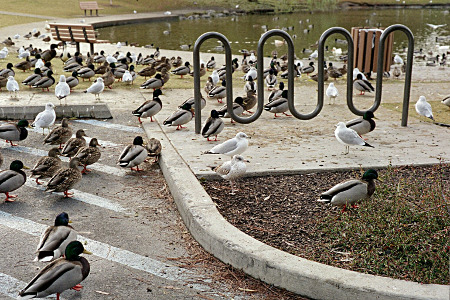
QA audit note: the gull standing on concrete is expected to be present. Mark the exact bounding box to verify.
[335,122,374,154]
[84,77,104,101]
[55,75,70,105]
[205,132,249,156]
[415,96,434,121]
[212,155,249,195]
[326,82,339,104]
[6,76,19,99]
[32,103,56,135]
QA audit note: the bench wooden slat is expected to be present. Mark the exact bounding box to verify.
[79,1,103,16]
[49,23,109,54]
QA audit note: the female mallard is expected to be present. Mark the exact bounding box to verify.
[22,68,43,87]
[146,137,162,163]
[14,56,31,72]
[132,89,163,123]
[66,71,79,90]
[163,102,194,130]
[353,73,374,95]
[118,136,148,171]
[317,169,379,212]
[346,110,376,136]
[208,80,226,103]
[44,118,72,149]
[61,129,87,157]
[35,212,77,262]
[202,109,224,141]
[264,90,291,117]
[45,157,82,197]
[31,102,56,135]
[40,43,58,62]
[74,137,101,174]
[32,70,55,92]
[171,61,190,78]
[161,67,170,84]
[138,62,156,79]
[140,73,164,90]
[101,67,115,89]
[94,61,108,75]
[0,62,15,77]
[19,240,91,300]
[242,90,257,113]
[0,160,27,202]
[77,64,95,81]
[31,147,62,185]
[0,119,28,146]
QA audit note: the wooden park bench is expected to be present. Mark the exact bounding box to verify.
[79,1,104,16]
[49,23,109,54]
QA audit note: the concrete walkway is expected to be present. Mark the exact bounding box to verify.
[0,11,449,299]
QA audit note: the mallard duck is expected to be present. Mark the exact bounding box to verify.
[93,50,106,64]
[268,82,284,102]
[77,64,95,81]
[32,70,55,92]
[311,69,329,82]
[163,102,194,130]
[335,122,374,154]
[6,75,19,98]
[140,73,164,90]
[44,118,72,149]
[205,132,249,156]
[101,67,115,89]
[265,69,277,89]
[94,61,108,75]
[31,147,62,185]
[19,240,91,300]
[442,95,450,107]
[0,119,28,146]
[217,97,245,122]
[353,73,374,95]
[208,80,226,103]
[35,212,77,261]
[146,137,162,163]
[110,63,127,79]
[213,155,249,195]
[178,95,206,112]
[0,63,15,77]
[415,96,434,120]
[346,111,376,136]
[83,77,104,101]
[264,90,291,117]
[204,76,215,94]
[74,137,101,174]
[206,56,216,70]
[317,169,379,212]
[155,58,172,72]
[61,129,87,157]
[171,56,182,68]
[393,66,401,79]
[45,157,82,197]
[40,43,58,62]
[0,160,27,202]
[118,136,148,171]
[14,56,31,72]
[242,90,257,113]
[202,109,224,141]
[0,75,7,90]
[326,82,339,105]
[66,71,79,90]
[338,64,347,76]
[55,75,70,105]
[132,92,163,123]
[22,68,42,87]
[244,76,256,94]
[161,67,170,84]
[138,63,156,79]
[189,63,206,77]
[31,102,56,134]
[301,61,314,75]
[171,61,190,78]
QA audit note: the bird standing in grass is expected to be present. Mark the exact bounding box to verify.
[335,122,374,154]
[415,96,434,121]
[317,169,379,212]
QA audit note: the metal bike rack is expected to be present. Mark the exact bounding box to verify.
[318,27,355,116]
[193,32,233,134]
[374,24,414,126]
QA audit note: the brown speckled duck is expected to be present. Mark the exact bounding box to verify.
[31,147,62,185]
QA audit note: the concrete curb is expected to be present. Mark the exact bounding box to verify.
[0,104,112,120]
[143,122,449,300]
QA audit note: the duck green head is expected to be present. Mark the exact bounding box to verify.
[362,169,378,181]
[55,212,70,226]
[65,241,92,260]
[133,136,144,146]
[17,119,29,128]
[10,160,26,171]
[363,110,375,120]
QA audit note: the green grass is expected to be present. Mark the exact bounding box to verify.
[382,102,450,124]
[315,163,449,284]
[0,15,44,29]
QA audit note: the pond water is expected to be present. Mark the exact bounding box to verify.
[98,8,449,58]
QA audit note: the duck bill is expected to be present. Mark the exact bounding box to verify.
[83,249,93,255]
[23,165,30,169]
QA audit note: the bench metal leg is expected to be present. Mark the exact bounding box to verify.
[96,9,98,16]
[76,42,80,54]
[90,43,94,55]
[90,9,93,16]
[84,10,87,16]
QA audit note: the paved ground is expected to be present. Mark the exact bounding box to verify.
[0,10,449,300]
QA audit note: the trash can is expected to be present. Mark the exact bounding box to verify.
[351,27,394,74]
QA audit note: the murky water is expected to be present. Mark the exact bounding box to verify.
[98,8,449,57]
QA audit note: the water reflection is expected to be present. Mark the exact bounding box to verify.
[98,9,449,57]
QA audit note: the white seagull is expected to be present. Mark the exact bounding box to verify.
[335,122,374,154]
[122,70,133,84]
[84,77,104,101]
[415,96,434,121]
[6,76,19,98]
[205,132,250,156]
[55,75,70,105]
[212,155,249,194]
[426,23,446,30]
[326,82,339,104]
[32,102,56,135]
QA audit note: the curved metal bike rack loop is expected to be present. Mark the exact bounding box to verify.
[193,32,233,134]
[318,27,356,115]
[374,24,414,126]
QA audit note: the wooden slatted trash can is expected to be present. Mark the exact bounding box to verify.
[352,27,394,74]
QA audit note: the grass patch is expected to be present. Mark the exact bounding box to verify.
[0,15,44,29]
[382,101,450,124]
[315,164,449,284]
